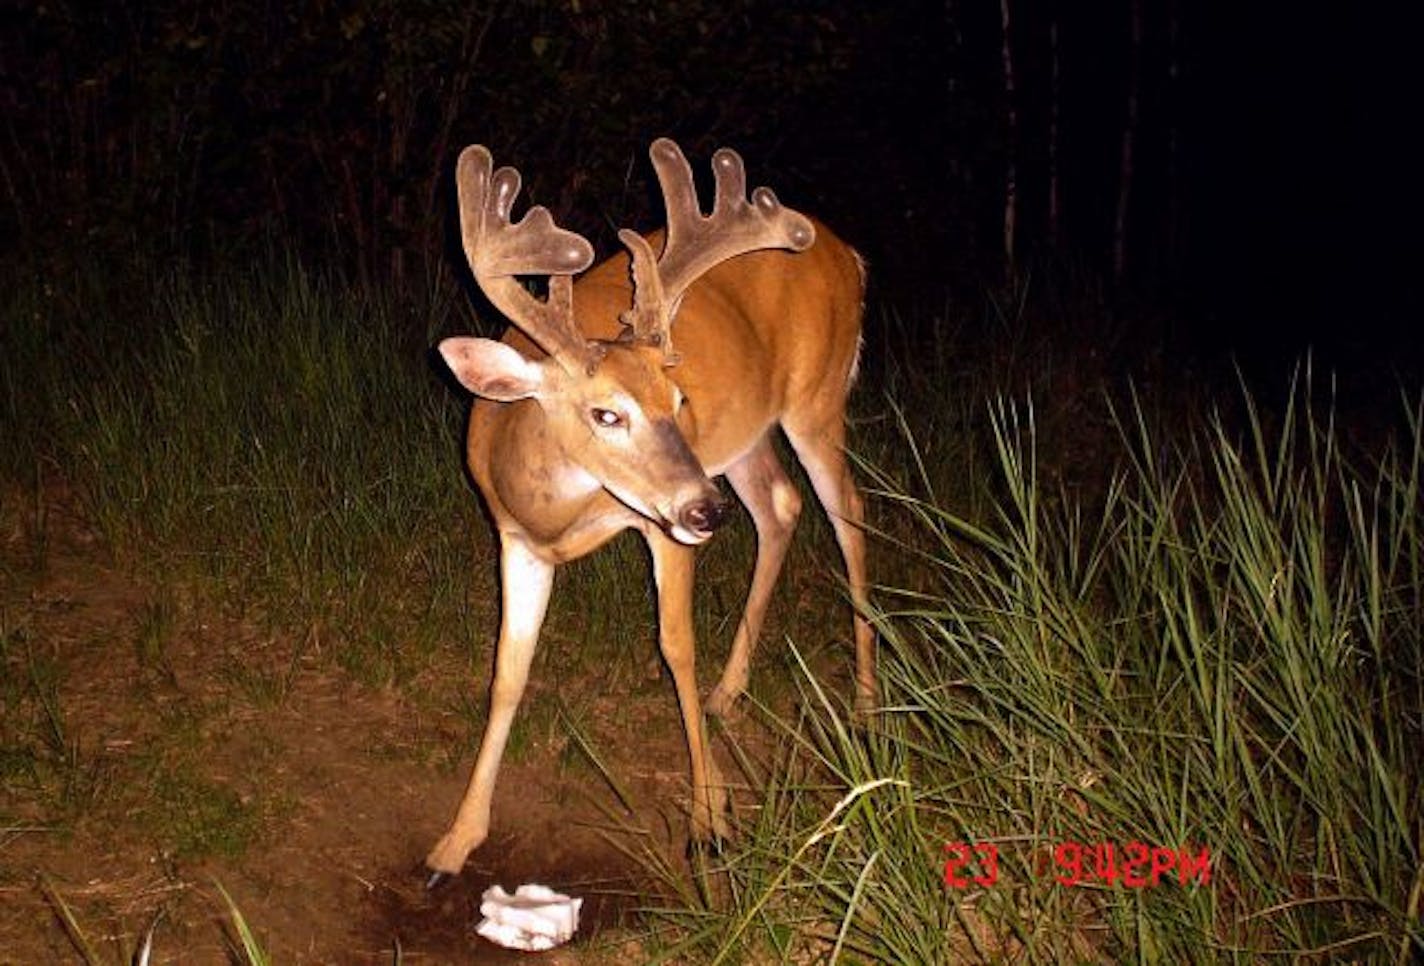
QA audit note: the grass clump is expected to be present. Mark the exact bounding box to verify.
[42,876,275,965]
[643,375,1423,964]
[1,251,486,670]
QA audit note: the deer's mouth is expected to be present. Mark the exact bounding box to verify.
[604,480,730,546]
[667,523,711,546]
[662,495,731,545]
[679,497,730,537]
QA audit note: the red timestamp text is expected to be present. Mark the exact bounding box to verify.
[943,841,1211,889]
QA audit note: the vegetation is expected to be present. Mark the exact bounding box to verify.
[2,251,481,675]
[3,244,1419,960]
[635,380,1424,962]
[2,1,883,282]
[42,878,274,965]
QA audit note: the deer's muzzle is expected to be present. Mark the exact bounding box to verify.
[679,496,732,539]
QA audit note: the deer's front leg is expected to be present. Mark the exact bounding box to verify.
[427,534,554,876]
[646,529,730,843]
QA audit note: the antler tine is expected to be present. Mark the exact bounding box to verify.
[457,145,598,369]
[620,139,816,357]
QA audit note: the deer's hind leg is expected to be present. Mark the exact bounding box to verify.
[783,410,876,714]
[706,434,803,716]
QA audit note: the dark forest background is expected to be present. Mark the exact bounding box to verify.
[3,0,1419,371]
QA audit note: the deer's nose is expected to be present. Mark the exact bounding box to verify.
[680,497,731,537]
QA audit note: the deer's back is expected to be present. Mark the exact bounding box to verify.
[572,220,865,471]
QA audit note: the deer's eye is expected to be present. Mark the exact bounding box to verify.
[591,407,625,429]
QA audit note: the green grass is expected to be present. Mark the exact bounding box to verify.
[0,623,113,823]
[142,764,268,859]
[42,876,277,965]
[2,251,484,657]
[637,374,1423,963]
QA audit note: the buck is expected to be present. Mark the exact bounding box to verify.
[428,138,873,878]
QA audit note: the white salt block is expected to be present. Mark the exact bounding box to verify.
[476,883,583,951]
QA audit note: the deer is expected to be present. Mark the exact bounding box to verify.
[427,138,873,879]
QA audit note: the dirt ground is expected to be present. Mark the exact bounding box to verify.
[0,496,732,963]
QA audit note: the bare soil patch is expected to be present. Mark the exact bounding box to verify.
[1,497,715,963]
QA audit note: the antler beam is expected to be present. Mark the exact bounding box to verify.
[457,145,599,370]
[619,139,816,357]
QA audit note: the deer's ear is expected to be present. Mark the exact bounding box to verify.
[439,337,545,401]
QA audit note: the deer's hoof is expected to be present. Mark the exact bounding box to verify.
[704,683,743,718]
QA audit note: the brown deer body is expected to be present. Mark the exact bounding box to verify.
[429,140,872,876]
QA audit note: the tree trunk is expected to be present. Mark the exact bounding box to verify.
[1165,0,1183,288]
[1000,0,1018,277]
[1113,0,1143,284]
[1048,13,1062,248]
